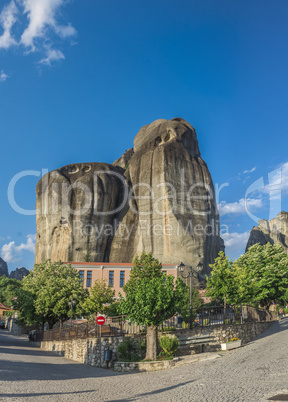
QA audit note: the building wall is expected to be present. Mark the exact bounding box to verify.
[70,262,178,296]
[0,306,12,316]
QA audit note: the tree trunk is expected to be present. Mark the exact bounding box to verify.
[145,325,158,361]
[48,320,54,330]
[224,296,227,322]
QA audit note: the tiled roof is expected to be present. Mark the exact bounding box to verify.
[0,302,12,310]
[68,262,177,266]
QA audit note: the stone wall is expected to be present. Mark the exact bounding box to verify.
[40,321,275,369]
[41,335,125,368]
[114,358,180,372]
[174,321,274,354]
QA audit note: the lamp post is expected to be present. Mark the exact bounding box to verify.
[68,298,76,327]
[178,262,203,329]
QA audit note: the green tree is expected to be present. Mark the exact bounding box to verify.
[14,286,44,328]
[177,287,203,324]
[81,279,115,318]
[120,252,188,360]
[0,276,22,307]
[236,243,288,308]
[207,245,288,309]
[15,260,89,329]
[105,301,122,317]
[206,251,237,306]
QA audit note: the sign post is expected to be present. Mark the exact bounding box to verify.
[96,316,105,368]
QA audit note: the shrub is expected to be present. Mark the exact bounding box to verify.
[117,339,134,360]
[224,319,231,325]
[137,339,146,359]
[159,335,179,357]
[117,339,145,362]
[162,326,176,332]
[182,321,189,329]
[157,350,173,360]
[203,319,210,326]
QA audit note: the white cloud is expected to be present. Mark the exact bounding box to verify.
[243,167,256,174]
[0,70,9,81]
[222,231,250,258]
[39,48,64,65]
[0,0,18,49]
[1,234,36,263]
[0,0,76,64]
[218,198,262,216]
[20,0,76,49]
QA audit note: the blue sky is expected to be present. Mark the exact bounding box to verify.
[1,0,288,272]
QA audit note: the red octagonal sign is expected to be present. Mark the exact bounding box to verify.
[96,316,105,326]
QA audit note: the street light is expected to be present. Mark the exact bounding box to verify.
[177,262,203,329]
[68,298,76,327]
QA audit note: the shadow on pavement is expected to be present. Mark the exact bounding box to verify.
[0,390,95,398]
[0,346,66,358]
[0,358,126,381]
[108,380,195,402]
[247,317,288,344]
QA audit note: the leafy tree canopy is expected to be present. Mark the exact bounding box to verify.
[0,276,22,307]
[207,244,288,309]
[120,252,189,360]
[236,243,288,307]
[120,252,188,327]
[15,260,89,328]
[206,251,237,305]
[177,287,203,324]
[81,279,115,318]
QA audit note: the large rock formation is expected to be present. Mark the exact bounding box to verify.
[9,267,30,280]
[109,118,222,282]
[0,257,8,277]
[35,118,222,282]
[246,211,288,252]
[35,162,128,263]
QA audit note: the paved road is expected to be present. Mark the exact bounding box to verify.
[1,319,288,401]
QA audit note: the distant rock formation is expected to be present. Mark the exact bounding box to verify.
[9,267,29,280]
[246,211,288,252]
[0,258,8,277]
[35,118,223,282]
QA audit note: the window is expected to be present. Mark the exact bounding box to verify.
[120,271,125,287]
[86,271,92,287]
[79,270,84,284]
[109,271,114,287]
[162,270,167,282]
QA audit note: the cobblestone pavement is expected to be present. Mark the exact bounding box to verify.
[1,319,288,401]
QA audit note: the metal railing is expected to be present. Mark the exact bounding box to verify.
[158,305,276,332]
[39,305,277,341]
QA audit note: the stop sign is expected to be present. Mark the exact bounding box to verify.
[96,316,105,326]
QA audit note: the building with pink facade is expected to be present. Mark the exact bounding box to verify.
[70,262,179,296]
